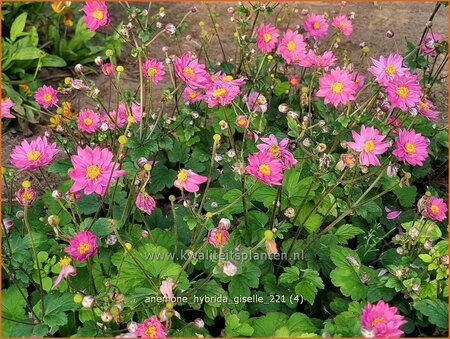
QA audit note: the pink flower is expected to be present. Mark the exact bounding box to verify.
[223,261,237,276]
[53,257,76,288]
[136,316,167,338]
[131,103,143,122]
[417,98,439,122]
[207,227,229,248]
[34,85,58,109]
[246,151,284,186]
[332,15,353,37]
[256,23,279,53]
[256,134,297,169]
[386,73,422,111]
[235,115,249,128]
[426,196,447,221]
[385,207,401,220]
[64,231,98,262]
[174,169,207,193]
[316,67,358,107]
[11,136,59,171]
[143,58,165,84]
[174,53,210,89]
[210,72,246,87]
[103,103,138,128]
[352,71,366,90]
[303,14,329,40]
[392,129,429,166]
[346,125,389,166]
[69,146,125,196]
[77,109,101,134]
[182,86,203,103]
[15,187,36,206]
[289,75,300,87]
[102,63,114,76]
[160,278,174,300]
[82,1,110,32]
[297,50,336,68]
[1,98,15,118]
[244,92,268,113]
[368,54,409,86]
[360,300,406,338]
[421,31,444,57]
[136,191,156,215]
[276,29,307,64]
[204,83,241,108]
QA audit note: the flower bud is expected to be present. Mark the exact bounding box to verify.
[16,210,24,219]
[82,295,95,308]
[127,321,138,333]
[95,56,104,66]
[141,230,149,238]
[74,64,84,73]
[284,207,295,218]
[3,219,14,232]
[193,318,205,329]
[218,218,231,230]
[137,157,148,168]
[48,215,60,227]
[302,138,312,148]
[165,24,176,35]
[386,30,394,38]
[223,261,237,276]
[101,311,113,323]
[408,227,420,239]
[52,190,62,199]
[106,234,118,246]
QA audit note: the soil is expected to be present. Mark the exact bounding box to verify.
[2,1,448,197]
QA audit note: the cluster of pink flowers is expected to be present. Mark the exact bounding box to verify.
[360,300,406,338]
[175,53,246,108]
[246,134,297,186]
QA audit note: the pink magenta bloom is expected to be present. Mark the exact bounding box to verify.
[421,31,444,56]
[34,85,58,109]
[256,134,297,169]
[204,83,240,108]
[69,146,125,196]
[346,125,389,166]
[77,108,101,134]
[53,257,76,288]
[368,54,409,86]
[64,231,98,262]
[210,72,246,87]
[103,102,139,128]
[2,98,15,118]
[174,169,207,193]
[143,58,165,84]
[174,53,210,89]
[417,98,439,122]
[136,316,167,338]
[426,196,447,221]
[15,187,36,206]
[385,207,401,220]
[393,129,429,166]
[304,13,329,40]
[276,29,307,64]
[136,191,156,215]
[246,151,284,186]
[289,75,300,87]
[82,1,110,32]
[11,136,59,171]
[360,300,407,338]
[316,67,358,107]
[207,227,229,248]
[386,73,422,111]
[160,278,174,300]
[298,50,336,68]
[102,63,114,76]
[332,15,353,37]
[131,102,143,122]
[235,115,249,128]
[182,86,203,103]
[256,23,279,53]
[352,71,366,90]
[245,92,268,113]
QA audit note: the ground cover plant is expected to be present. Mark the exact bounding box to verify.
[1,1,449,338]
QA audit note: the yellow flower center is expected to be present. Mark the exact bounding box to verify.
[287,41,296,51]
[59,256,72,266]
[43,93,53,102]
[86,164,101,179]
[77,242,91,255]
[147,67,157,77]
[183,66,194,77]
[213,88,226,97]
[313,21,320,29]
[258,164,271,175]
[223,75,234,82]
[371,317,386,327]
[263,33,272,43]
[21,190,33,201]
[27,150,41,161]
[93,9,104,20]
[214,232,223,243]
[430,204,440,213]
[343,156,355,166]
[405,141,416,154]
[269,145,281,157]
[340,22,347,29]
[237,117,247,126]
[418,101,429,109]
[385,64,396,76]
[331,82,343,94]
[177,169,188,183]
[145,325,157,338]
[189,91,198,99]
[83,117,93,126]
[396,86,409,99]
[364,140,375,152]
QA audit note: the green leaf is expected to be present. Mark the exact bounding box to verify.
[414,299,448,329]
[13,47,43,60]
[148,164,177,193]
[250,312,289,337]
[286,313,318,334]
[354,200,382,222]
[394,186,417,208]
[2,285,28,337]
[334,224,364,244]
[279,266,299,284]
[10,12,27,42]
[48,159,71,177]
[37,292,78,329]
[90,218,112,236]
[41,54,67,67]
[78,193,99,215]
[273,79,290,96]
[168,140,190,163]
[294,269,324,305]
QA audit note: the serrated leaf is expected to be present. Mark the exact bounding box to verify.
[414,299,448,329]
[334,224,364,244]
